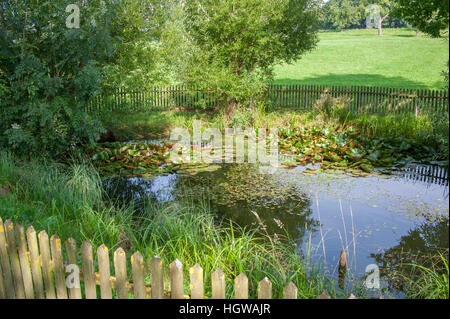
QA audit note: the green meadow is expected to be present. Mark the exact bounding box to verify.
[274,28,449,89]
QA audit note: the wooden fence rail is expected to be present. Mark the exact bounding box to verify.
[0,217,351,299]
[86,85,449,115]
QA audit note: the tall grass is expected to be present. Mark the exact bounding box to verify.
[403,253,449,299]
[0,152,331,298]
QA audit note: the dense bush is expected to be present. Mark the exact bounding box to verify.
[0,1,120,157]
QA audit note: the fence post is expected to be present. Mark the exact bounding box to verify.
[38,230,56,299]
[0,217,15,298]
[50,235,68,299]
[258,277,272,299]
[131,251,146,299]
[65,238,81,299]
[211,268,226,299]
[5,220,25,299]
[16,224,34,299]
[97,244,112,299]
[234,273,248,299]
[0,258,4,298]
[81,241,97,299]
[114,247,129,299]
[190,264,204,299]
[150,255,164,299]
[283,282,298,299]
[170,259,184,299]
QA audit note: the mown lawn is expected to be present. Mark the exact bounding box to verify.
[273,28,449,89]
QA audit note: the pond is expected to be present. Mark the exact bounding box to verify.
[103,160,449,298]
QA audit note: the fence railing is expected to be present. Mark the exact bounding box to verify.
[86,85,449,115]
[0,217,347,299]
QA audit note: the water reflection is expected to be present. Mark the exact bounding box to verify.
[371,218,449,293]
[103,163,449,296]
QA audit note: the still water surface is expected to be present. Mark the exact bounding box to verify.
[104,163,449,297]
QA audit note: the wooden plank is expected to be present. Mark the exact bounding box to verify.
[16,224,34,299]
[97,244,112,299]
[170,259,184,299]
[0,217,15,298]
[131,251,146,299]
[38,230,56,299]
[65,238,81,299]
[257,277,272,299]
[150,255,164,299]
[234,273,248,299]
[81,241,97,299]
[283,282,298,299]
[317,290,331,299]
[189,263,204,299]
[211,268,226,299]
[0,258,4,298]
[114,247,129,299]
[4,220,25,299]
[50,235,67,299]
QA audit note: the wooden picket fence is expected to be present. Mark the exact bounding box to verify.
[0,217,346,300]
[86,84,449,115]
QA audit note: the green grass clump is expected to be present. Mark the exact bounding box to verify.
[403,253,449,299]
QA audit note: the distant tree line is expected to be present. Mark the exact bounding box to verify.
[319,0,405,32]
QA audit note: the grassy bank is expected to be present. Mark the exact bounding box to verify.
[0,152,333,298]
[273,28,449,89]
[99,105,449,162]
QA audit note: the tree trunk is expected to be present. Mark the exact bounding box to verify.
[377,14,389,37]
[377,19,383,36]
[415,29,419,37]
[225,97,239,120]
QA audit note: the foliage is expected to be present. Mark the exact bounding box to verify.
[103,0,176,90]
[278,126,446,175]
[403,253,449,299]
[320,0,401,31]
[321,0,367,30]
[166,0,319,113]
[392,0,449,38]
[0,0,119,157]
[86,141,180,177]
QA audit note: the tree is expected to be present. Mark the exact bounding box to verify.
[172,0,319,117]
[366,0,393,36]
[392,0,449,38]
[0,0,118,157]
[103,0,176,90]
[322,0,366,31]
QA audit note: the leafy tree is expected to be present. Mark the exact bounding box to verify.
[103,0,176,90]
[0,0,118,157]
[392,0,449,38]
[322,0,366,31]
[366,0,393,36]
[170,0,319,117]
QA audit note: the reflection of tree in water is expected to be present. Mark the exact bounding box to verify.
[177,164,319,244]
[371,218,449,293]
[103,175,178,210]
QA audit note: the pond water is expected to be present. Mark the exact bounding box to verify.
[104,163,449,297]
